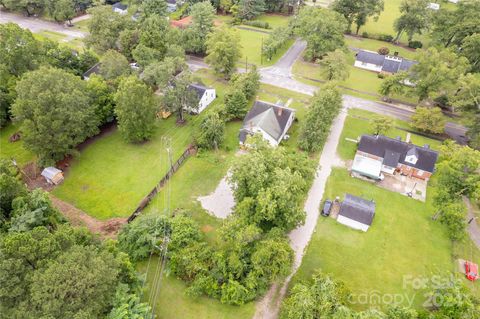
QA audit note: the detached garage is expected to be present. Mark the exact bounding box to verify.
[337,194,376,232]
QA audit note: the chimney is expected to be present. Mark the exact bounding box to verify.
[406,133,411,143]
[277,107,283,116]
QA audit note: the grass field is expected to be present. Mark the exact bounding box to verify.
[0,123,36,166]
[337,108,443,161]
[345,36,418,60]
[293,168,454,310]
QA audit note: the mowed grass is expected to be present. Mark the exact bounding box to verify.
[53,116,198,220]
[345,36,418,60]
[235,28,293,67]
[0,123,36,166]
[137,258,256,319]
[293,168,453,310]
[337,108,443,161]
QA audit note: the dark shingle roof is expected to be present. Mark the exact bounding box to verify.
[355,50,417,73]
[383,150,401,168]
[112,2,128,10]
[358,135,438,173]
[239,101,294,143]
[339,194,376,226]
[356,50,385,65]
[82,62,101,79]
[188,83,208,99]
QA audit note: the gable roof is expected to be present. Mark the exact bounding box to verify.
[239,101,294,143]
[358,135,438,173]
[112,2,128,10]
[188,83,209,99]
[82,62,101,79]
[355,50,417,73]
[41,167,62,180]
[339,194,376,226]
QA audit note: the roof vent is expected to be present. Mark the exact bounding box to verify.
[277,107,283,116]
[423,144,430,149]
[395,136,402,141]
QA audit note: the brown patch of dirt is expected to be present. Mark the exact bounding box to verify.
[201,225,214,233]
[49,194,127,239]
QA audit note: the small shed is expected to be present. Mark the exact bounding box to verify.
[41,167,64,185]
[337,194,376,232]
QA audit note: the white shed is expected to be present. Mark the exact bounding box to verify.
[41,167,64,185]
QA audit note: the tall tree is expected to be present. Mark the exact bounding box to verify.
[162,71,198,123]
[411,107,446,135]
[299,86,343,153]
[184,1,216,54]
[393,0,431,42]
[12,67,99,166]
[205,27,242,79]
[293,7,347,61]
[138,14,169,57]
[49,0,76,25]
[85,5,132,53]
[99,50,131,80]
[85,74,115,125]
[114,76,156,143]
[224,88,248,120]
[430,1,480,48]
[0,23,41,77]
[141,0,167,18]
[411,48,469,102]
[197,112,225,149]
[370,115,393,136]
[321,49,349,81]
[332,0,384,34]
[378,71,407,102]
[460,33,480,72]
[235,0,266,21]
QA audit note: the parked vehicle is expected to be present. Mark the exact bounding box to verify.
[465,261,479,281]
[321,200,333,217]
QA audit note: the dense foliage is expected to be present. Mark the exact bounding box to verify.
[197,112,226,149]
[299,86,343,153]
[205,27,242,78]
[332,0,384,34]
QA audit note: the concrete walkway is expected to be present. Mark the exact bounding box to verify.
[465,197,480,249]
[253,108,348,319]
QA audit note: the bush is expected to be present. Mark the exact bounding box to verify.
[408,40,423,49]
[361,32,369,38]
[378,34,394,42]
[377,47,390,55]
[377,72,385,79]
[243,20,270,29]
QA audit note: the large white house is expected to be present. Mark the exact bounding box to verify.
[354,50,417,74]
[239,101,295,147]
[188,84,216,114]
[337,194,376,232]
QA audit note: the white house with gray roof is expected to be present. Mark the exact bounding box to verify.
[337,194,376,232]
[354,50,417,74]
[239,101,295,147]
[188,84,216,114]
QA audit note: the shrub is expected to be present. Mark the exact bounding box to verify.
[377,47,390,55]
[408,40,423,49]
[377,72,385,79]
[361,32,369,38]
[378,34,394,42]
[243,20,270,29]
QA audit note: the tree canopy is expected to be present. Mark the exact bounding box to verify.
[205,27,242,78]
[332,0,384,34]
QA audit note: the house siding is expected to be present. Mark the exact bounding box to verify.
[354,60,383,73]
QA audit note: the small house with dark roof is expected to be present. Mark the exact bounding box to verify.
[354,50,417,75]
[337,194,376,232]
[82,62,101,80]
[239,101,295,147]
[188,83,216,114]
[112,2,128,15]
[352,134,438,181]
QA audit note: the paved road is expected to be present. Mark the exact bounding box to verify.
[0,10,86,39]
[253,108,348,319]
[465,197,480,249]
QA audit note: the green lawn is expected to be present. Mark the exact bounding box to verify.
[253,14,291,29]
[0,123,36,166]
[292,53,418,104]
[34,30,67,43]
[337,108,443,161]
[235,28,293,67]
[345,36,418,60]
[293,168,454,310]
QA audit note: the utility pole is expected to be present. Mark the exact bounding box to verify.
[261,37,263,65]
[245,56,248,72]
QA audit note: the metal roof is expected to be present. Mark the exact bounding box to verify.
[41,167,62,180]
